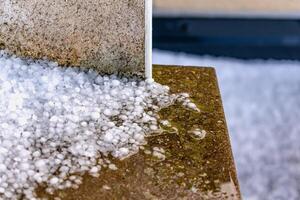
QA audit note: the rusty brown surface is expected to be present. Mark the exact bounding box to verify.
[36,66,241,200]
[0,0,145,76]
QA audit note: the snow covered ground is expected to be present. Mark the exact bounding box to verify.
[153,50,300,200]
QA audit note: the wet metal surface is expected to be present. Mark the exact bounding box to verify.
[37,66,241,199]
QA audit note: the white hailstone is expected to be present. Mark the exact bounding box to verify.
[20,163,30,171]
[89,166,99,174]
[35,160,46,168]
[149,125,158,131]
[105,122,114,128]
[108,164,118,171]
[91,112,100,120]
[103,109,112,116]
[45,188,54,195]
[50,116,59,123]
[80,121,88,127]
[4,191,13,198]
[32,151,41,158]
[49,177,59,185]
[1,123,9,129]
[110,89,118,96]
[119,115,128,121]
[2,140,12,148]
[118,148,129,157]
[187,102,200,112]
[0,51,199,200]
[103,132,114,142]
[69,176,76,181]
[111,80,120,87]
[18,116,28,126]
[22,131,31,138]
[0,164,7,171]
[74,179,82,185]
[134,133,144,142]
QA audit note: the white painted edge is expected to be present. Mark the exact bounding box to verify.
[145,0,153,79]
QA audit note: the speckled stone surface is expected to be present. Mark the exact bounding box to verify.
[0,0,145,76]
[37,66,241,200]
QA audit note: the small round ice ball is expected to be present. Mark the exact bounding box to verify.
[90,166,99,174]
[103,109,112,116]
[49,177,59,185]
[111,80,120,87]
[91,112,101,120]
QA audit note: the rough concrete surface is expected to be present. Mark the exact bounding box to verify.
[0,0,145,76]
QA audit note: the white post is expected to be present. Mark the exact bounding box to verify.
[145,0,153,79]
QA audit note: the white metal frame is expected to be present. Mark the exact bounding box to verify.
[145,0,153,79]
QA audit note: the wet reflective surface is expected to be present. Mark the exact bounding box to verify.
[37,66,241,199]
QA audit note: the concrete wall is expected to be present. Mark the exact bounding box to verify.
[0,0,145,76]
[154,0,300,17]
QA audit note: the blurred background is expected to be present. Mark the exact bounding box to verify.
[152,1,300,200]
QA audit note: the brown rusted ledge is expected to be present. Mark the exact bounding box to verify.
[37,65,241,200]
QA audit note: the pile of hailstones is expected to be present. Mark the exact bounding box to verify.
[0,52,198,199]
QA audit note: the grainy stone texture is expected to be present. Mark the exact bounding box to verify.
[0,0,145,76]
